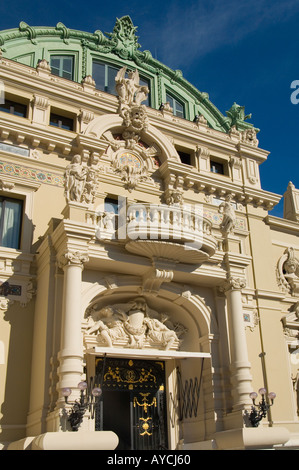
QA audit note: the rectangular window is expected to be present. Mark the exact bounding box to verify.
[178,151,191,165]
[0,99,27,118]
[166,92,185,118]
[93,62,119,95]
[104,197,119,214]
[0,197,23,249]
[50,112,74,131]
[210,160,224,175]
[50,55,74,80]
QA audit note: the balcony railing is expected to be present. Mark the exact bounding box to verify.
[92,203,217,264]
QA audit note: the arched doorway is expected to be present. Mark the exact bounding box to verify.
[82,285,215,449]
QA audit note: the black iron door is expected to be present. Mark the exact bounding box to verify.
[94,357,168,450]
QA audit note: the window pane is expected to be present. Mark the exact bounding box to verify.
[166,93,185,118]
[107,66,118,95]
[51,58,60,73]
[178,151,191,165]
[0,100,27,117]
[63,57,73,72]
[50,56,74,80]
[166,94,174,108]
[62,70,72,80]
[210,161,224,174]
[139,77,150,106]
[93,62,106,92]
[50,113,73,131]
[105,198,118,214]
[175,101,184,118]
[0,198,23,249]
[13,102,28,117]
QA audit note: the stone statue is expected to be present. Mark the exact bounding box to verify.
[277,247,299,295]
[283,248,299,295]
[144,314,178,350]
[115,67,149,108]
[226,102,252,129]
[64,155,87,203]
[85,297,185,350]
[86,307,128,347]
[218,194,236,235]
[64,154,99,205]
[115,67,149,149]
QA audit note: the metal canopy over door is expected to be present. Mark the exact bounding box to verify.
[95,357,168,450]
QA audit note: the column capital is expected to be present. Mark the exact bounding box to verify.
[220,275,246,293]
[58,250,89,270]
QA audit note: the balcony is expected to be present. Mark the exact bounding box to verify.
[95,203,217,264]
[94,202,217,264]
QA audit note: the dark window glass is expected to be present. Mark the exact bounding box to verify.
[210,160,224,174]
[50,56,74,80]
[0,197,23,249]
[0,99,27,117]
[166,93,185,118]
[104,197,119,214]
[93,62,119,95]
[178,151,191,165]
[50,113,74,131]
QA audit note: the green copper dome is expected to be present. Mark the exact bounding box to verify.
[0,15,256,133]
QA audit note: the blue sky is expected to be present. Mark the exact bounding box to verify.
[0,0,299,217]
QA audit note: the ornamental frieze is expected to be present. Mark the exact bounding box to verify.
[0,160,64,187]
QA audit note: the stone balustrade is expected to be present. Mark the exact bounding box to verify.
[93,202,217,264]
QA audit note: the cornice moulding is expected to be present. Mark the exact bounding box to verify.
[265,215,299,233]
[243,187,281,209]
[237,142,269,162]
[0,172,41,191]
[254,289,286,301]
[0,117,75,154]
[0,60,119,113]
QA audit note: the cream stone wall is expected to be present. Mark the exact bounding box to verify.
[0,43,298,451]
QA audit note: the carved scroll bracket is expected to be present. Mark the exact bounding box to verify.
[142,257,177,295]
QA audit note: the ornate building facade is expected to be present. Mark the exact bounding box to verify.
[0,16,298,450]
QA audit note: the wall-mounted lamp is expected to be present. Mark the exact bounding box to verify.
[249,388,276,427]
[0,281,10,296]
[62,380,102,431]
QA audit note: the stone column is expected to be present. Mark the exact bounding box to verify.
[57,250,89,402]
[222,276,252,411]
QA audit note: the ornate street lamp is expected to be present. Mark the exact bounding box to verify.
[249,388,276,427]
[62,380,102,431]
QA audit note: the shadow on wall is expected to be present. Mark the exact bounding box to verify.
[0,213,37,447]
